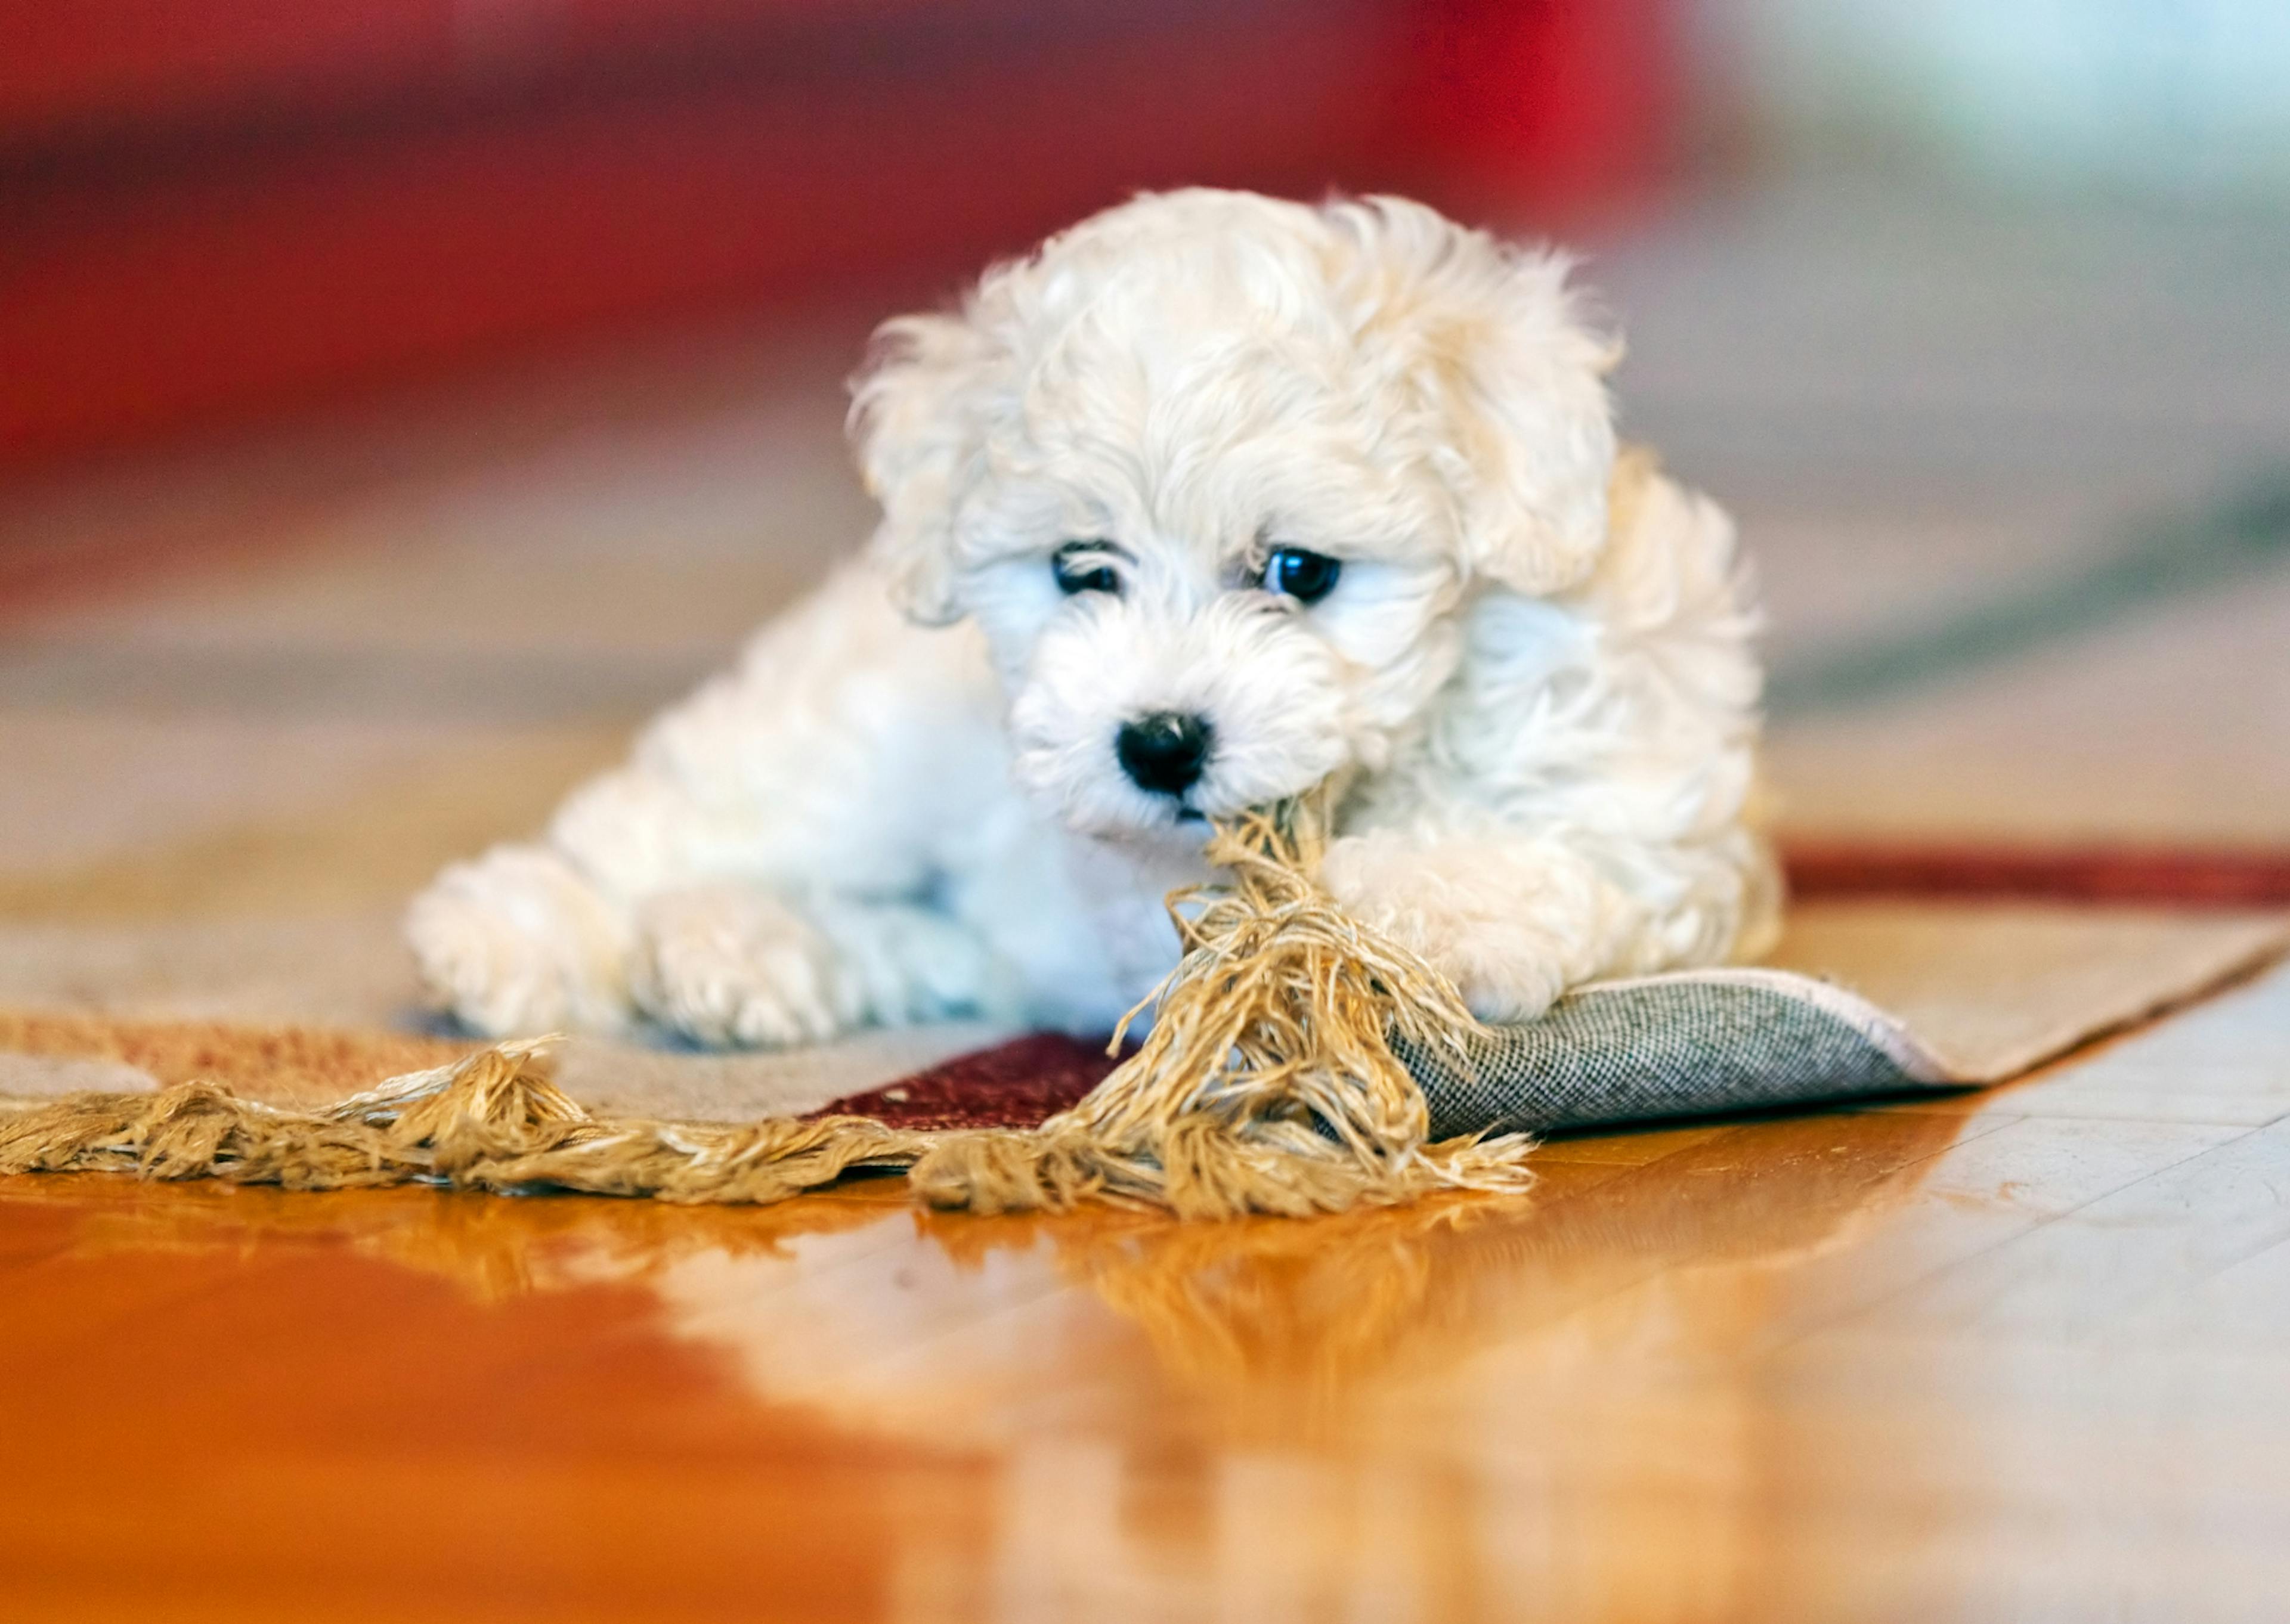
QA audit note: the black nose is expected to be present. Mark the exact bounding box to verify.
[1116,711,1212,796]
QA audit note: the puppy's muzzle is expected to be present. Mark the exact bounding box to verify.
[1116,711,1212,796]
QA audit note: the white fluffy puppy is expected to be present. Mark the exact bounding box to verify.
[408,188,1778,1047]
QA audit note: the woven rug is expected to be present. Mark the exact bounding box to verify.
[5,900,2282,1211]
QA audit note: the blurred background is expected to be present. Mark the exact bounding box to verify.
[1,0,2287,1021]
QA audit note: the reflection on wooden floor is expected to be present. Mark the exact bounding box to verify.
[7,968,2290,1622]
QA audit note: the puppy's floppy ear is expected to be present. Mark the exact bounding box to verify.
[1325,197,1620,597]
[847,311,995,625]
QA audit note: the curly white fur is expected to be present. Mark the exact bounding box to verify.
[408,189,1779,1045]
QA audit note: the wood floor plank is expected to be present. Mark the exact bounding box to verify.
[1748,1113,2247,1346]
[2116,1232,2290,1349]
[1804,1115,2290,1341]
[5,1053,2288,1623]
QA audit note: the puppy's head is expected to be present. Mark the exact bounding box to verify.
[850,189,1617,846]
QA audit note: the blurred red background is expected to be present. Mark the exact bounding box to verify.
[0,0,1681,468]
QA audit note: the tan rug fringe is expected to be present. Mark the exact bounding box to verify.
[0,1041,930,1204]
[0,795,1530,1219]
[909,793,1534,1219]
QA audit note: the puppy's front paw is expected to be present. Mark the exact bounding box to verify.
[1320,833,1589,1024]
[630,888,859,1049]
[406,845,634,1036]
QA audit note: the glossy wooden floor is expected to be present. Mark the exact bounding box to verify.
[7,969,2290,1623]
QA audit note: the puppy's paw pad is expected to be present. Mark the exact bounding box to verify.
[631,891,856,1049]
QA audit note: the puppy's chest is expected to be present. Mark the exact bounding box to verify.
[1047,833,1201,994]
[1084,866,1190,993]
[936,805,1196,1023]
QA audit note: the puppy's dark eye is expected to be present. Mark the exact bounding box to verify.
[1262,546,1341,605]
[1053,542,1122,596]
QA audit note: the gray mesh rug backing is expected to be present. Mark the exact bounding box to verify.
[1398,969,1952,1136]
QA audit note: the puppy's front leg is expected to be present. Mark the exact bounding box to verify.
[409,562,1010,1045]
[629,885,1017,1047]
[1317,830,1629,1024]
[406,842,637,1036]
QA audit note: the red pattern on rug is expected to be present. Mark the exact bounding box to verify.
[818,1032,1124,1131]
[1783,843,2290,909]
